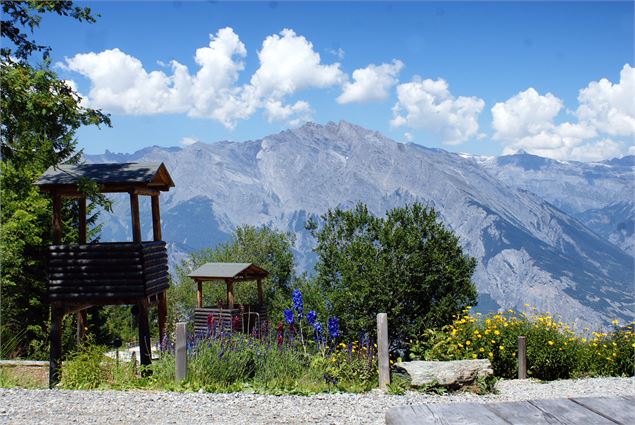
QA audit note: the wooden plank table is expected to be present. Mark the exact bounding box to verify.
[386,396,635,424]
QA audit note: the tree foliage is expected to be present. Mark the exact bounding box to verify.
[0,1,109,357]
[308,202,477,343]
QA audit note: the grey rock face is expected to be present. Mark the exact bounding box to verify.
[87,121,634,329]
[393,359,494,388]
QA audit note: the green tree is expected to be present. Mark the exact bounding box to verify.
[308,202,477,342]
[169,225,296,329]
[1,1,110,357]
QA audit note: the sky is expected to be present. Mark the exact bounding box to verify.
[37,1,634,161]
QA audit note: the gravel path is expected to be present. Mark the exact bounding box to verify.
[1,377,633,424]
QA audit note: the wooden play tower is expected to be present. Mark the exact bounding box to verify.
[36,162,174,387]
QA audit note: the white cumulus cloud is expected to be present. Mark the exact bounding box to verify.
[391,77,485,145]
[492,65,634,162]
[577,64,635,137]
[62,27,345,128]
[337,60,403,104]
[491,88,563,140]
[179,137,200,146]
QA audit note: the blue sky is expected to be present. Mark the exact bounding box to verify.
[39,1,634,160]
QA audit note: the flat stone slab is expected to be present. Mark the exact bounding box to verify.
[393,359,493,388]
[386,395,635,425]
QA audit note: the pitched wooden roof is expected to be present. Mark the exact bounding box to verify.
[188,262,269,281]
[36,162,174,195]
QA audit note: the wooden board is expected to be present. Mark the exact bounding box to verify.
[385,396,634,425]
[570,396,635,424]
[528,398,616,425]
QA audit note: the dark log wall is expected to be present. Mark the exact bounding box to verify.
[48,241,169,303]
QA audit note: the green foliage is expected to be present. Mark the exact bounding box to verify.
[309,202,477,342]
[0,1,110,358]
[59,338,111,389]
[2,1,97,61]
[410,309,635,380]
[171,225,296,326]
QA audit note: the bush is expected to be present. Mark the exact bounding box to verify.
[60,339,112,389]
[309,202,477,342]
[409,308,634,380]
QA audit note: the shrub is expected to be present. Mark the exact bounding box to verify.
[60,339,112,389]
[409,308,634,380]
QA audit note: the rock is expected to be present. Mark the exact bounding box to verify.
[394,359,493,389]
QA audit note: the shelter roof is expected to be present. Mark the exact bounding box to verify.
[36,162,174,194]
[188,262,269,281]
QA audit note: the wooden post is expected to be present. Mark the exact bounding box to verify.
[377,313,390,390]
[78,197,87,244]
[52,193,62,244]
[151,194,162,241]
[158,291,167,346]
[129,192,141,242]
[175,322,187,382]
[76,197,88,345]
[518,336,527,379]
[226,279,235,308]
[257,279,264,305]
[137,299,152,369]
[49,304,63,388]
[197,280,203,308]
[76,309,87,346]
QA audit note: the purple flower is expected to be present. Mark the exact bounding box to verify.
[307,310,317,326]
[283,309,294,325]
[292,289,304,319]
[327,317,339,339]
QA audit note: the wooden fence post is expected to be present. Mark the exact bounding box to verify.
[377,313,390,390]
[176,322,187,382]
[518,336,527,379]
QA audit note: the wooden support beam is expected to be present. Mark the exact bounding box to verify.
[52,193,62,244]
[129,192,142,242]
[197,280,203,308]
[151,194,162,241]
[78,197,87,244]
[137,299,152,370]
[257,279,264,305]
[158,291,167,346]
[49,305,64,388]
[226,279,235,308]
[76,309,87,346]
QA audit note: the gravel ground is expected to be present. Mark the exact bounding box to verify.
[1,377,633,424]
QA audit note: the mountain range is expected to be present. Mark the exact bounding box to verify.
[87,121,634,329]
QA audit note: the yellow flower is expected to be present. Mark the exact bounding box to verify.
[581,338,587,343]
[488,352,493,357]
[472,354,478,359]
[523,303,530,307]
[612,319,619,325]
[494,330,501,335]
[479,347,485,352]
[548,341,554,346]
[466,340,471,346]
[499,345,505,350]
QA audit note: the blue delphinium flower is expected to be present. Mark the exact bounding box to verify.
[327,317,339,339]
[313,322,323,341]
[283,309,294,325]
[307,310,317,326]
[292,289,304,319]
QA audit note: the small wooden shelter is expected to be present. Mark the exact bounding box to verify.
[36,162,174,387]
[188,262,269,335]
